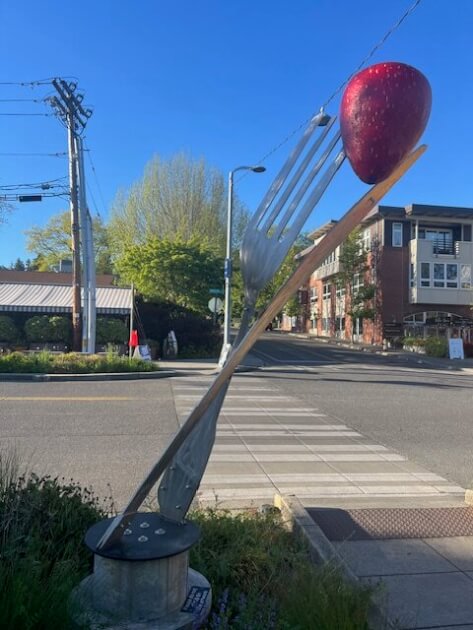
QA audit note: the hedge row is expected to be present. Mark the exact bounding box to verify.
[0,315,128,345]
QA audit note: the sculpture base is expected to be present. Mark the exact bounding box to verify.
[71,568,211,630]
[71,513,211,629]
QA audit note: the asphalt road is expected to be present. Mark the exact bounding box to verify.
[0,378,179,508]
[0,336,471,509]
[252,333,473,491]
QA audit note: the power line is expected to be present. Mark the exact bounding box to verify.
[84,140,107,218]
[0,112,52,117]
[0,76,79,87]
[0,152,67,157]
[247,0,423,173]
[0,98,46,103]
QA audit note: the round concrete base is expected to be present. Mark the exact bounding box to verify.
[71,567,211,630]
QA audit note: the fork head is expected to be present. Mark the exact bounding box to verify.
[240,110,346,304]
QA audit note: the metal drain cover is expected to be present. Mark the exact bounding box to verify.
[307,506,473,541]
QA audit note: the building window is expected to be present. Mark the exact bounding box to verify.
[322,318,330,333]
[428,263,459,289]
[446,264,458,288]
[420,262,430,287]
[353,273,363,291]
[322,283,331,300]
[392,222,403,247]
[418,227,453,254]
[336,285,346,299]
[360,228,371,252]
[433,263,445,287]
[461,264,471,289]
[310,287,318,302]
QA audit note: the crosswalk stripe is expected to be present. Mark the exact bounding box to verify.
[171,375,463,506]
[217,422,351,431]
[179,411,327,417]
[215,430,362,437]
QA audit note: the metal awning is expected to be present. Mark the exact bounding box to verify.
[0,282,131,315]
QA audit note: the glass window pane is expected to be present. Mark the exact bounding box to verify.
[461,265,472,289]
[446,264,457,280]
[434,264,445,280]
[421,263,430,279]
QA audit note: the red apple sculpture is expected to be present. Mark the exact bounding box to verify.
[340,62,432,184]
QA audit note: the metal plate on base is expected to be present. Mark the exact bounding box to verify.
[85,513,200,561]
[308,506,473,541]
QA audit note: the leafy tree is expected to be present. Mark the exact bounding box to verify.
[25,211,112,273]
[253,234,312,315]
[115,237,223,315]
[96,318,128,344]
[0,316,19,342]
[11,258,26,271]
[24,315,71,343]
[0,200,12,225]
[336,229,376,338]
[108,153,249,259]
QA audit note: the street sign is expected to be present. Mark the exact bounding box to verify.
[208,297,223,313]
[209,288,224,296]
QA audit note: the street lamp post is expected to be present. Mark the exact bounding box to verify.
[220,164,266,366]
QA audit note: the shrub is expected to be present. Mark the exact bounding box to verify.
[24,315,71,343]
[424,336,448,358]
[0,351,158,374]
[96,317,128,344]
[402,336,425,347]
[190,509,372,629]
[0,316,19,343]
[136,299,221,357]
[0,449,112,629]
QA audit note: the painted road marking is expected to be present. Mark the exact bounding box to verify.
[0,396,136,401]
[171,375,464,506]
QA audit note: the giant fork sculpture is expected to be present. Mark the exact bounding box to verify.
[96,141,426,550]
[158,110,345,521]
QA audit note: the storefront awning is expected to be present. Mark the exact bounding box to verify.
[0,282,131,315]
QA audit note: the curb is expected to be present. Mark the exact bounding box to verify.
[273,494,394,630]
[0,370,177,382]
[0,361,264,383]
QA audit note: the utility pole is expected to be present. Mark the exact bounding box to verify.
[48,80,93,351]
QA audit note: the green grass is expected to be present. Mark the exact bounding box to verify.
[0,450,373,629]
[0,450,113,629]
[190,508,373,629]
[0,350,159,373]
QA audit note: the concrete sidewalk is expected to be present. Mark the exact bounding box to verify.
[278,493,473,629]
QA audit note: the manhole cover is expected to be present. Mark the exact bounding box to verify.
[307,506,473,541]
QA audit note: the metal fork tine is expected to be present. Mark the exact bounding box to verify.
[275,148,346,242]
[248,110,328,229]
[264,125,340,236]
[261,117,337,234]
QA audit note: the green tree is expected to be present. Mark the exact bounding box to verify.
[254,235,312,314]
[115,237,223,315]
[336,229,376,338]
[108,153,249,260]
[25,211,112,273]
[0,200,12,225]
[10,258,26,271]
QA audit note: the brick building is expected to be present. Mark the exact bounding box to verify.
[291,204,473,345]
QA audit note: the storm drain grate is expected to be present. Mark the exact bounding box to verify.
[307,506,473,541]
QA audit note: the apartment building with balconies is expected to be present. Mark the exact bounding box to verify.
[298,204,473,345]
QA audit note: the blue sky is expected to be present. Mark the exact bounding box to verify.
[0,0,471,266]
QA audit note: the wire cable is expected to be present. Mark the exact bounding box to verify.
[0,152,67,157]
[246,0,423,173]
[83,140,107,218]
